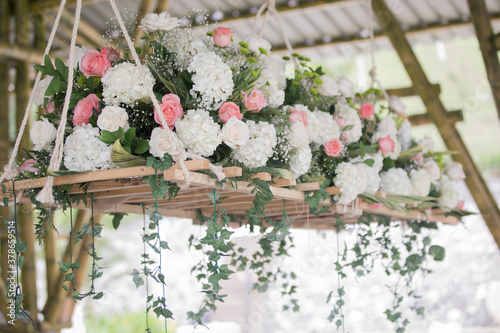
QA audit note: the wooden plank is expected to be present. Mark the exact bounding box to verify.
[409,110,463,126]
[467,0,500,120]
[325,187,340,195]
[223,166,242,178]
[294,182,320,192]
[373,0,500,247]
[273,178,296,187]
[386,84,441,98]
[252,172,272,181]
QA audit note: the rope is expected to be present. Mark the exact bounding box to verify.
[36,0,82,203]
[367,0,390,101]
[0,0,68,184]
[108,0,225,186]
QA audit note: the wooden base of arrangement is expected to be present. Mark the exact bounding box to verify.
[1,161,460,229]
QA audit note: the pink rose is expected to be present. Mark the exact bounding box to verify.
[212,27,233,47]
[18,159,39,174]
[45,101,55,114]
[80,49,112,78]
[411,152,424,165]
[73,94,100,126]
[241,89,268,111]
[334,114,348,127]
[456,200,465,210]
[378,135,395,154]
[218,102,242,123]
[101,47,121,62]
[289,109,308,126]
[370,203,384,209]
[154,94,184,130]
[324,138,343,157]
[359,102,374,119]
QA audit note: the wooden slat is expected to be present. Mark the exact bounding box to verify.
[273,178,296,187]
[294,182,320,191]
[386,84,441,97]
[373,0,500,247]
[252,172,272,181]
[409,110,463,126]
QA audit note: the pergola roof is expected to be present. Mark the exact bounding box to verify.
[41,0,500,59]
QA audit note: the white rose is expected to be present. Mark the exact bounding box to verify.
[140,12,180,33]
[389,95,406,114]
[423,160,441,182]
[336,76,355,98]
[438,175,460,208]
[73,45,87,67]
[444,161,466,181]
[289,146,312,178]
[33,76,53,106]
[317,76,340,97]
[222,117,249,149]
[149,127,178,159]
[287,122,310,148]
[30,117,56,151]
[418,136,435,154]
[397,119,412,151]
[245,34,272,56]
[97,106,129,132]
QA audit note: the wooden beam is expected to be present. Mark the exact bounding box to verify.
[61,8,102,47]
[466,0,500,120]
[133,0,156,42]
[409,110,463,126]
[47,11,98,50]
[30,0,105,13]
[372,0,500,249]
[386,84,440,98]
[155,0,171,14]
[0,42,46,64]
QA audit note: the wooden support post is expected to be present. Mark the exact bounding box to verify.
[43,210,91,324]
[409,110,463,126]
[155,0,171,13]
[372,0,500,249]
[386,84,440,98]
[466,0,500,120]
[133,0,156,43]
[0,0,11,286]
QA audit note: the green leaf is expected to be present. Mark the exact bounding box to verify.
[428,245,445,261]
[124,127,136,143]
[64,272,75,282]
[58,261,70,272]
[131,269,144,288]
[360,192,410,216]
[3,197,8,207]
[134,139,150,154]
[110,140,147,167]
[363,158,375,167]
[153,306,173,319]
[111,213,126,230]
[360,141,366,158]
[45,75,61,96]
[93,291,104,300]
[55,58,68,78]
[159,240,170,250]
[207,190,220,205]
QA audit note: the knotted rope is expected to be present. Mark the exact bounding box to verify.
[0,0,67,185]
[36,0,83,203]
[367,0,390,101]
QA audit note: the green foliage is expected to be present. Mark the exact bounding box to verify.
[304,179,331,215]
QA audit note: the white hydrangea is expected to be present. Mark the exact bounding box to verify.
[364,165,381,194]
[389,95,406,114]
[162,28,213,70]
[444,161,466,181]
[175,109,222,157]
[305,109,340,145]
[397,119,412,151]
[336,77,355,99]
[188,51,234,109]
[438,175,460,208]
[334,162,361,205]
[287,122,310,148]
[289,146,312,178]
[102,62,155,106]
[418,136,435,154]
[355,163,369,194]
[317,76,341,97]
[380,168,412,195]
[336,102,362,145]
[410,169,431,197]
[255,57,286,108]
[233,121,277,168]
[63,124,114,171]
[369,152,384,172]
[349,156,381,195]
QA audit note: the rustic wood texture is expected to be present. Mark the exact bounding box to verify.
[386,84,441,98]
[467,0,500,120]
[409,110,463,126]
[372,0,500,248]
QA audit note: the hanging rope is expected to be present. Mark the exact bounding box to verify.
[367,0,390,101]
[0,0,68,184]
[36,0,83,204]
[108,0,225,187]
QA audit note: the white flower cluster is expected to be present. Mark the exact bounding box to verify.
[410,169,431,197]
[289,146,312,178]
[350,154,383,195]
[287,122,310,148]
[175,109,222,157]
[397,119,412,151]
[438,175,460,208]
[63,124,114,171]
[306,109,340,145]
[102,63,155,106]
[233,121,277,168]
[163,28,213,70]
[336,102,362,144]
[188,51,234,109]
[372,117,401,159]
[334,162,361,204]
[140,12,180,33]
[256,57,286,108]
[380,168,412,195]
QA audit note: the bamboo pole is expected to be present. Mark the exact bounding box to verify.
[43,210,91,324]
[372,0,500,249]
[0,0,11,286]
[15,0,39,321]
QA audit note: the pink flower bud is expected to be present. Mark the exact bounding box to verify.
[378,135,395,154]
[212,27,233,47]
[358,102,374,119]
[289,109,308,126]
[324,138,343,157]
[218,102,242,123]
[241,89,268,112]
